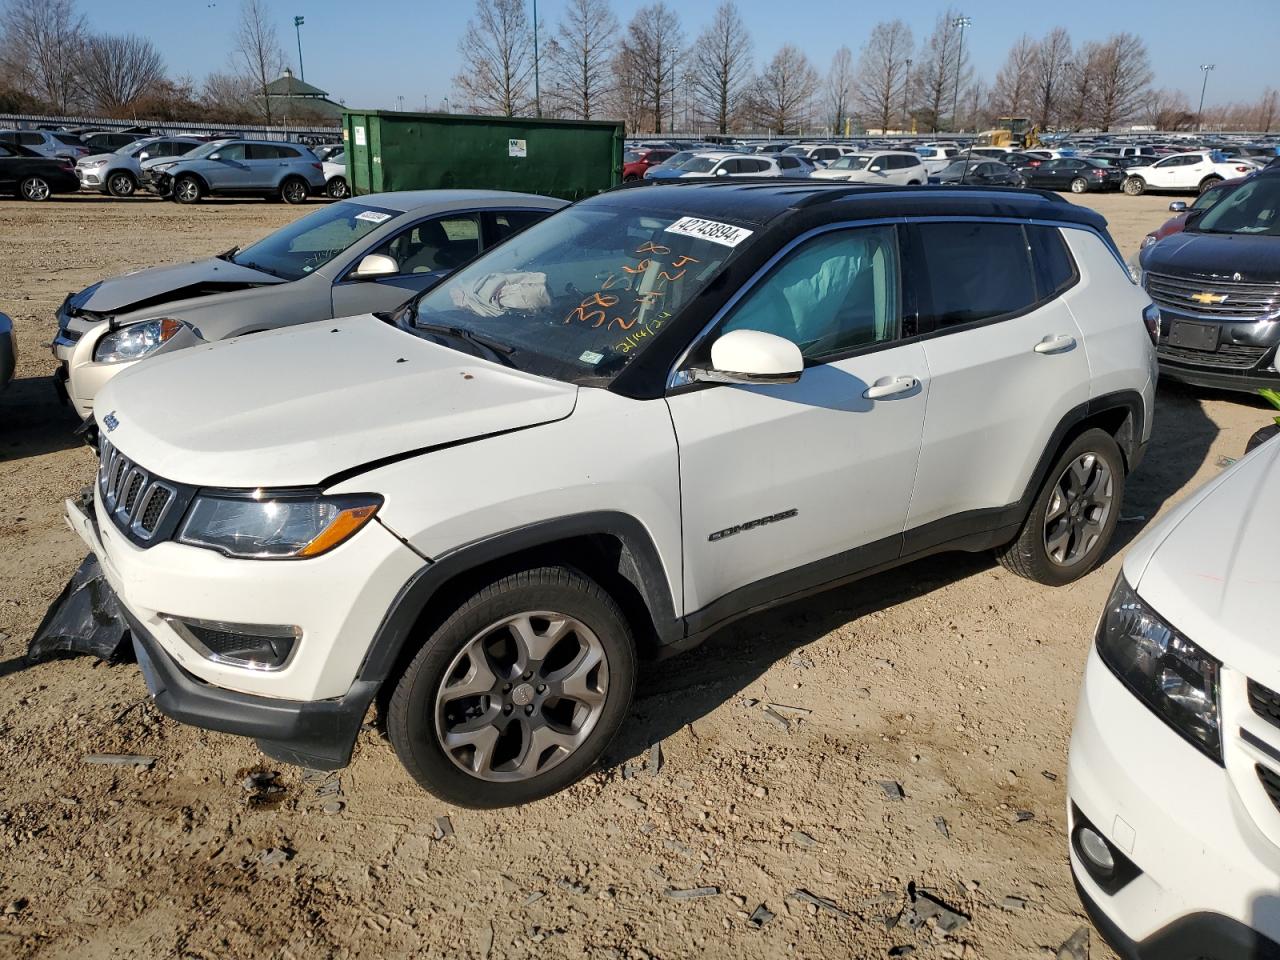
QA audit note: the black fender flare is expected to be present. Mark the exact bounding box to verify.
[356,511,681,684]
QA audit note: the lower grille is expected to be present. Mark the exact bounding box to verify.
[1147,271,1280,319]
[1249,679,1280,732]
[1158,342,1270,371]
[1257,764,1280,815]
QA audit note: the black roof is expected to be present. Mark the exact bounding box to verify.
[593,181,1107,233]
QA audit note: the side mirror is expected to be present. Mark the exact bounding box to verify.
[714,167,729,177]
[1169,200,1188,213]
[208,152,221,161]
[351,253,398,279]
[869,165,882,172]
[691,329,803,385]
[138,151,150,160]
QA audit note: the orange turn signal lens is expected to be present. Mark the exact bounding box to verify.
[297,504,380,558]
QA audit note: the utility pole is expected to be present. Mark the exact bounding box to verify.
[293,16,305,82]
[949,15,971,132]
[532,0,542,117]
[902,58,913,133]
[1197,64,1215,132]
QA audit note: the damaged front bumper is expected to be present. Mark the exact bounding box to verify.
[34,491,378,771]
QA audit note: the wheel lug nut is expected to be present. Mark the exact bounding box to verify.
[523,672,532,680]
[536,684,546,694]
[503,684,511,692]
[524,705,534,715]
[504,705,512,714]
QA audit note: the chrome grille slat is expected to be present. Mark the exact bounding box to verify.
[1147,271,1280,319]
[95,437,175,542]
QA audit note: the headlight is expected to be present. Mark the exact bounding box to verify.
[86,158,109,167]
[1095,575,1221,763]
[93,318,182,363]
[178,492,382,559]
[1141,234,1157,248]
[153,162,175,172]
[1127,256,1144,286]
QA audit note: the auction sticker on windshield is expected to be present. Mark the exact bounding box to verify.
[665,217,753,248]
[355,210,392,224]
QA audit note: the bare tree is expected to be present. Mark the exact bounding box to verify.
[915,10,970,132]
[1091,32,1151,131]
[232,0,286,122]
[1144,87,1193,131]
[545,0,616,120]
[750,44,818,135]
[855,20,913,134]
[1064,41,1103,130]
[81,34,165,116]
[690,1,752,135]
[1257,87,1278,134]
[826,46,853,135]
[620,3,684,134]
[454,0,535,116]
[0,0,85,113]
[1031,27,1072,131]
[991,34,1036,118]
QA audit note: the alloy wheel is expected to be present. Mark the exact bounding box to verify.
[282,180,307,203]
[1043,452,1114,566]
[108,173,134,197]
[22,178,50,201]
[175,178,199,202]
[434,611,609,782]
[1070,178,1087,194]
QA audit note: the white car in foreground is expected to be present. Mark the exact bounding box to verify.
[1068,438,1280,955]
[810,151,927,185]
[1122,151,1262,195]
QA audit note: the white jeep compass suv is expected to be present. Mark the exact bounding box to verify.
[1068,437,1280,957]
[68,181,1157,807]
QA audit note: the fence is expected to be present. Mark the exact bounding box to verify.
[0,112,341,144]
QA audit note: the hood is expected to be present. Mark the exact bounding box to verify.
[78,151,117,165]
[1134,440,1280,689]
[1140,231,1280,283]
[94,313,578,488]
[77,257,284,315]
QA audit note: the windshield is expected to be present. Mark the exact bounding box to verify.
[939,160,979,177]
[829,156,870,171]
[186,140,232,159]
[410,204,753,383]
[1193,177,1280,236]
[680,157,718,173]
[232,201,400,280]
[623,150,641,163]
[662,151,695,167]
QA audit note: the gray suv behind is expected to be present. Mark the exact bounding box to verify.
[148,139,326,204]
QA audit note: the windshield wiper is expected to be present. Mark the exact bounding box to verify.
[415,321,517,367]
[215,245,240,262]
[234,259,286,279]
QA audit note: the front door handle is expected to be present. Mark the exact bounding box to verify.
[1034,334,1077,354]
[863,375,918,400]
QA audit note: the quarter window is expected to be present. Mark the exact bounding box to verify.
[912,222,1038,329]
[1026,225,1077,297]
[721,225,900,361]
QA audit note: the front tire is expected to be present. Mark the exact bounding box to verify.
[387,566,637,808]
[19,176,51,201]
[1122,176,1146,196]
[1069,177,1088,194]
[997,428,1125,586]
[280,176,309,204]
[326,176,349,199]
[1198,176,1223,194]
[172,175,202,204]
[106,171,136,198]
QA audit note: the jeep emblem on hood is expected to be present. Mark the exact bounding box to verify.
[103,411,119,432]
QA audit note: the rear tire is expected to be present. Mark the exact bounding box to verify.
[280,176,309,204]
[326,176,349,199]
[1069,177,1088,194]
[1198,175,1223,194]
[387,565,637,808]
[1122,176,1146,196]
[996,428,1126,586]
[172,175,202,204]
[19,176,50,201]
[106,171,136,198]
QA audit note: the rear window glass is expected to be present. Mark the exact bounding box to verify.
[913,222,1038,328]
[1027,225,1077,297]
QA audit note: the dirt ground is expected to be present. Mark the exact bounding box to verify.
[0,191,1269,960]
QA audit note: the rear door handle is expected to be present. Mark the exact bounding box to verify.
[1034,334,1076,354]
[863,375,918,400]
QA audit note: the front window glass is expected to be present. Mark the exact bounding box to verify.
[368,215,480,275]
[680,157,717,173]
[914,222,1038,327]
[410,204,752,382]
[186,140,233,160]
[1193,177,1280,236]
[624,150,641,163]
[720,226,900,361]
[232,201,401,280]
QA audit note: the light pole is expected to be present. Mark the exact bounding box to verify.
[443,97,451,113]
[1197,64,1215,132]
[949,15,971,132]
[532,0,542,117]
[396,95,405,111]
[293,16,305,82]
[902,58,913,133]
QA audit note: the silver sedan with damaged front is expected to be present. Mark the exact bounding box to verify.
[51,190,566,419]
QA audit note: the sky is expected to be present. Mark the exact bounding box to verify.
[81,0,1276,113]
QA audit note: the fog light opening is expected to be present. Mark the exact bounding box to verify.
[162,615,300,671]
[1077,825,1116,876]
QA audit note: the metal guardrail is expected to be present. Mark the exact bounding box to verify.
[0,112,341,144]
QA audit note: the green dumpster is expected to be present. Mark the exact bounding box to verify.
[341,111,624,200]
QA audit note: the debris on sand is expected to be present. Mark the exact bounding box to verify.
[748,904,774,927]
[1057,925,1090,960]
[82,753,156,768]
[879,780,905,801]
[787,888,851,920]
[432,816,454,840]
[663,886,720,900]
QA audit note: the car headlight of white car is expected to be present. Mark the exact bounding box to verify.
[1095,575,1222,762]
[93,318,183,364]
[177,492,383,559]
